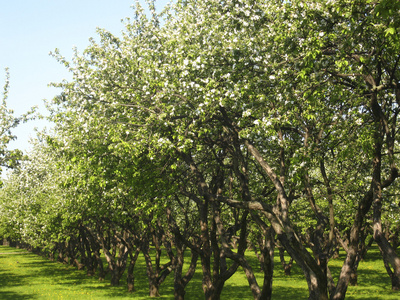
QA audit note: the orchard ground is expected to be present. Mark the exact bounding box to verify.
[0,244,399,299]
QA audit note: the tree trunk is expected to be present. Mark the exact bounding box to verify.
[166,206,199,300]
[333,223,364,299]
[98,229,129,286]
[278,246,293,276]
[173,244,186,300]
[349,259,359,286]
[94,249,106,281]
[80,227,95,276]
[149,283,160,298]
[374,224,400,290]
[242,140,329,300]
[370,114,400,291]
[127,247,140,292]
[173,243,198,300]
[86,230,105,281]
[142,234,173,297]
[259,227,274,300]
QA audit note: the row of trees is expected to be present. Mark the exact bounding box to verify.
[0,69,36,181]
[1,0,400,299]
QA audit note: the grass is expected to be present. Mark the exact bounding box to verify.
[0,245,400,299]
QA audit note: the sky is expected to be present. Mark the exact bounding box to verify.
[0,0,169,153]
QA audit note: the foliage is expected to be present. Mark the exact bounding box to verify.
[0,69,36,177]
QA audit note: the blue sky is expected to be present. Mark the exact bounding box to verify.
[0,1,169,152]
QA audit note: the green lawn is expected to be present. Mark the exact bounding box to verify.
[0,245,399,299]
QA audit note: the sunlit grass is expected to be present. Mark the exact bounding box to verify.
[0,245,399,299]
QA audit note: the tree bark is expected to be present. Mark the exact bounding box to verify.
[127,247,140,292]
[370,105,400,291]
[278,245,293,276]
[244,140,329,300]
[333,189,373,300]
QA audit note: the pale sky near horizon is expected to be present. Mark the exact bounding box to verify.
[0,0,169,153]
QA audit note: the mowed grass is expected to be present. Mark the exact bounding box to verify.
[0,244,400,299]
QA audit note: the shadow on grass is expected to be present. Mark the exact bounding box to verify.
[21,260,92,283]
[0,258,37,300]
[17,259,133,298]
[0,291,34,300]
[0,270,34,300]
[357,268,390,288]
[17,254,175,299]
[0,270,27,287]
[1,244,399,299]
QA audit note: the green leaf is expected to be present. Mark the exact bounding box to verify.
[385,27,396,36]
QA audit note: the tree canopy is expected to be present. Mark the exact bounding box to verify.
[0,69,36,181]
